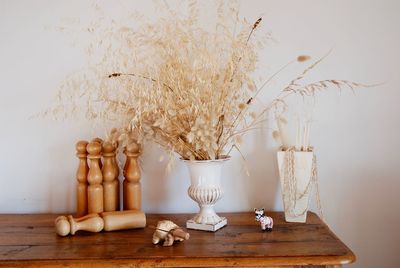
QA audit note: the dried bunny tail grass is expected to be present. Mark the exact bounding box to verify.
[297,55,311,62]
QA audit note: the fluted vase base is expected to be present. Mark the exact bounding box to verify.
[186,217,227,232]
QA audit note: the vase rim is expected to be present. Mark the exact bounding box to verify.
[180,155,231,163]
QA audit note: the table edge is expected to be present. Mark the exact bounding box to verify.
[0,212,356,267]
[0,254,356,267]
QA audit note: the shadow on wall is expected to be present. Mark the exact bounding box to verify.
[140,145,168,212]
[140,144,193,213]
[244,121,280,212]
[48,140,74,213]
[216,117,281,213]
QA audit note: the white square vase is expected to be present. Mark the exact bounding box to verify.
[277,151,314,223]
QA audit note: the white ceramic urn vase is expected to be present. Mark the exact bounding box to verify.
[182,157,229,232]
[277,151,314,223]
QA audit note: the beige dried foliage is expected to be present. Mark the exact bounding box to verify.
[52,1,367,160]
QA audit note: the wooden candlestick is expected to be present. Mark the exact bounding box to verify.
[123,141,142,210]
[55,210,146,236]
[87,141,104,214]
[76,141,89,217]
[102,141,119,212]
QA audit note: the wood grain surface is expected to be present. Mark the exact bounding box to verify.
[0,212,355,267]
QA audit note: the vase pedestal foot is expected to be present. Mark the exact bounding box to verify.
[186,217,227,232]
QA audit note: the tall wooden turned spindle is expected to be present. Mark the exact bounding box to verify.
[123,141,142,210]
[91,137,103,169]
[112,141,119,178]
[87,141,104,214]
[76,141,89,217]
[102,141,119,212]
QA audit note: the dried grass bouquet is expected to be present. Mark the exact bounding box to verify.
[52,1,366,160]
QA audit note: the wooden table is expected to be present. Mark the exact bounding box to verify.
[0,212,355,267]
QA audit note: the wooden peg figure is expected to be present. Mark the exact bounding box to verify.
[112,141,120,179]
[123,141,142,210]
[102,141,119,212]
[92,137,103,145]
[87,141,104,214]
[55,210,146,236]
[76,141,89,217]
[55,214,104,236]
[91,138,104,169]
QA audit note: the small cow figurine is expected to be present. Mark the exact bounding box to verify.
[254,208,273,231]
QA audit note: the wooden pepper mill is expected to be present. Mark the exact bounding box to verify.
[123,141,142,210]
[76,141,89,217]
[102,141,119,212]
[87,141,104,214]
[55,210,146,236]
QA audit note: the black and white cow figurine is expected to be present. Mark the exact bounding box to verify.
[254,208,273,231]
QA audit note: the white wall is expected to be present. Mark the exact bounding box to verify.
[0,1,399,267]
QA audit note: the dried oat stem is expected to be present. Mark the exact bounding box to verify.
[108,72,175,93]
